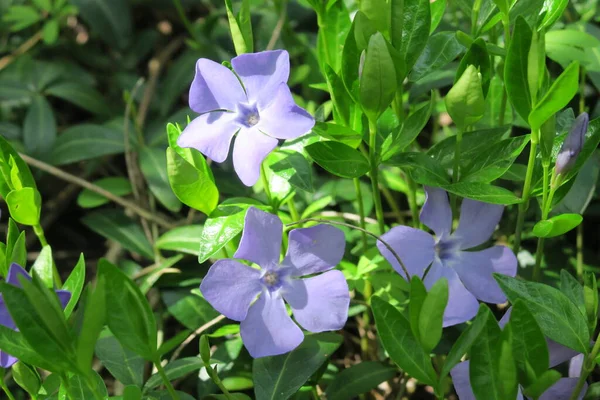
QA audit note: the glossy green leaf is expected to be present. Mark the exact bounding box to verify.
[224,0,253,55]
[418,278,448,353]
[401,0,431,72]
[442,182,521,204]
[268,151,313,193]
[253,332,343,400]
[538,0,569,30]
[430,0,446,33]
[95,329,145,387]
[505,17,533,123]
[386,152,450,185]
[411,32,464,82]
[97,259,157,359]
[77,177,132,208]
[371,296,437,385]
[81,209,154,259]
[31,245,53,288]
[456,38,491,96]
[51,124,126,165]
[46,81,110,115]
[140,146,181,212]
[445,65,485,129]
[162,289,218,330]
[510,300,549,380]
[5,187,41,226]
[532,213,583,238]
[12,361,41,397]
[523,370,562,399]
[317,1,351,71]
[324,362,396,400]
[62,253,86,318]
[494,274,589,353]
[560,270,585,316]
[469,305,503,400]
[63,371,108,400]
[76,278,106,374]
[156,225,203,256]
[311,122,362,149]
[144,357,204,390]
[42,19,59,44]
[0,325,56,371]
[322,64,352,126]
[306,141,369,178]
[360,33,397,120]
[583,272,598,333]
[529,62,579,131]
[23,95,56,156]
[409,277,427,343]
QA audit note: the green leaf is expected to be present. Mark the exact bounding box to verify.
[371,296,437,385]
[31,246,53,288]
[360,33,397,120]
[81,209,153,259]
[411,32,464,82]
[341,16,362,101]
[77,177,132,208]
[441,304,492,378]
[0,325,56,371]
[197,201,259,263]
[156,225,203,256]
[456,38,491,97]
[144,357,204,390]
[460,135,530,183]
[32,0,52,12]
[430,0,446,33]
[123,385,142,400]
[311,122,362,149]
[51,124,126,165]
[0,138,36,195]
[442,182,521,204]
[418,278,448,353]
[469,305,503,400]
[224,0,253,55]
[5,188,41,226]
[97,259,157,360]
[381,96,434,160]
[532,213,583,238]
[64,371,108,400]
[400,0,431,72]
[306,141,369,178]
[583,272,598,333]
[324,362,396,400]
[494,274,589,353]
[95,329,145,387]
[62,254,86,318]
[560,270,585,316]
[42,19,59,44]
[498,328,519,400]
[317,2,351,72]
[162,290,218,331]
[538,0,569,30]
[23,95,56,156]
[268,151,313,193]
[3,6,41,31]
[140,146,181,212]
[505,17,533,123]
[253,332,343,400]
[71,0,132,49]
[523,370,562,399]
[46,81,110,115]
[529,62,579,131]
[386,152,450,185]
[359,0,389,33]
[12,361,41,397]
[510,300,549,380]
[75,278,106,374]
[409,277,427,343]
[445,65,485,129]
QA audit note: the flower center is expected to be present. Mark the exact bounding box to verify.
[235,102,260,128]
[247,113,259,126]
[261,270,282,291]
[435,238,459,262]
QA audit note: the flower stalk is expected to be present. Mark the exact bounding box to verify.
[513,138,538,254]
[368,118,385,235]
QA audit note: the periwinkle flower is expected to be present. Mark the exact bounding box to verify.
[0,263,71,368]
[200,207,349,358]
[377,186,517,326]
[555,112,589,176]
[177,50,315,186]
[451,309,586,400]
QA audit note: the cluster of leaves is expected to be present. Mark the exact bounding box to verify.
[0,0,599,399]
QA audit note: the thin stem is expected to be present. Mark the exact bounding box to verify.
[577,224,584,280]
[406,175,420,228]
[451,129,463,215]
[0,382,16,400]
[266,0,287,50]
[368,119,385,234]
[261,163,273,207]
[513,140,538,254]
[287,196,300,223]
[170,315,226,362]
[20,153,175,229]
[33,224,62,287]
[286,218,410,279]
[580,66,587,114]
[154,360,180,400]
[0,31,42,71]
[532,163,550,281]
[499,17,511,127]
[172,0,197,42]
[569,338,600,400]
[353,178,369,249]
[360,279,373,360]
[381,185,405,225]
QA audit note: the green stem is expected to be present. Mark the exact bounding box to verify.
[172,0,197,42]
[569,338,600,400]
[360,279,373,360]
[368,119,385,235]
[287,196,300,223]
[353,178,369,250]
[406,175,420,228]
[0,382,15,400]
[577,224,584,280]
[155,360,180,400]
[451,129,463,215]
[513,140,538,254]
[499,16,511,127]
[381,185,405,225]
[580,66,587,114]
[34,224,62,287]
[532,163,550,281]
[261,163,274,208]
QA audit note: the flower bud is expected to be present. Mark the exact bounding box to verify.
[555,112,589,175]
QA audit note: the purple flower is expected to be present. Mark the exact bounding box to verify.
[200,207,349,358]
[377,186,517,327]
[177,50,315,186]
[451,309,587,400]
[555,112,589,176]
[0,263,71,368]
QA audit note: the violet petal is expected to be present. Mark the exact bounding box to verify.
[453,198,504,250]
[378,226,435,278]
[189,59,246,114]
[283,225,345,276]
[256,83,315,139]
[234,207,283,268]
[177,112,238,163]
[420,186,453,238]
[232,127,278,186]
[539,378,585,400]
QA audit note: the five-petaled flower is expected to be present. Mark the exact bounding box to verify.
[555,112,589,176]
[178,50,315,186]
[200,207,349,358]
[451,308,586,400]
[377,186,517,326]
[0,263,71,368]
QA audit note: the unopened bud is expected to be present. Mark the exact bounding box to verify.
[555,112,589,175]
